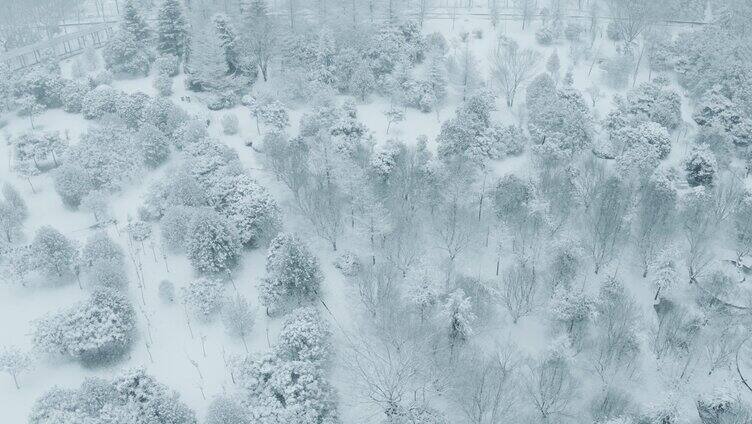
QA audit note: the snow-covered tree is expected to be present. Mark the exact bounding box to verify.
[550,286,595,348]
[242,0,275,81]
[590,277,640,381]
[437,90,510,161]
[54,163,93,208]
[157,0,188,59]
[524,338,578,422]
[103,28,152,76]
[29,367,196,424]
[235,354,339,424]
[733,192,752,262]
[181,277,226,321]
[186,24,228,92]
[582,176,630,274]
[154,72,173,96]
[632,171,677,277]
[0,183,27,243]
[206,395,251,424]
[546,50,560,81]
[33,289,136,365]
[259,233,323,313]
[527,73,593,159]
[441,288,476,347]
[499,261,537,323]
[137,123,171,167]
[649,247,679,301]
[0,346,32,389]
[447,40,482,100]
[275,306,332,364]
[222,295,255,351]
[30,226,77,279]
[185,208,242,273]
[685,144,717,187]
[80,85,120,120]
[160,205,197,251]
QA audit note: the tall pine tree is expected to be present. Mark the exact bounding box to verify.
[188,25,229,91]
[121,0,151,44]
[157,0,189,59]
[243,0,275,81]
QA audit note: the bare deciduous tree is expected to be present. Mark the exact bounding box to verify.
[490,40,541,107]
[497,260,537,323]
[453,345,521,424]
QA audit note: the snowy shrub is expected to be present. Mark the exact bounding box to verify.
[29,368,196,424]
[155,54,180,77]
[81,85,120,120]
[207,90,242,111]
[32,289,136,365]
[564,22,584,42]
[173,119,209,149]
[606,21,622,41]
[60,80,91,113]
[154,72,173,97]
[137,123,171,167]
[221,113,239,135]
[186,208,242,273]
[235,354,339,424]
[181,277,225,321]
[275,306,332,364]
[535,26,557,45]
[90,69,114,86]
[259,233,323,313]
[696,389,752,424]
[334,252,361,277]
[684,144,717,187]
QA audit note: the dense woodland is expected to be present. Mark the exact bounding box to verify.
[2,0,752,423]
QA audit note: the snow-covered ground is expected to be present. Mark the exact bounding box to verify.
[0,5,745,423]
